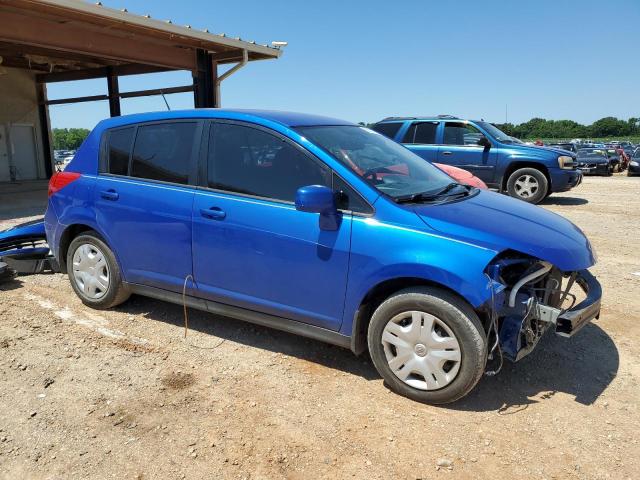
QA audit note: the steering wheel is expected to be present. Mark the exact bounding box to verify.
[363,166,396,181]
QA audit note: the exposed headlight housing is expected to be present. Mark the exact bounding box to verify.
[630,161,639,167]
[558,155,575,169]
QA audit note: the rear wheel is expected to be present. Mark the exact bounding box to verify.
[67,231,130,309]
[367,287,487,404]
[506,167,548,204]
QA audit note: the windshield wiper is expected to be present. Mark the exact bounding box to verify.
[394,182,470,204]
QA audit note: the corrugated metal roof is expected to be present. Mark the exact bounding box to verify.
[22,0,284,60]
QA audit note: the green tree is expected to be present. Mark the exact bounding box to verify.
[590,117,632,137]
[52,128,90,150]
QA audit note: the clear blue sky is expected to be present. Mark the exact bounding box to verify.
[48,0,640,129]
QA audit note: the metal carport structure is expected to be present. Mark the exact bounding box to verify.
[0,0,283,181]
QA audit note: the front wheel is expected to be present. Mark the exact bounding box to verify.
[506,168,549,204]
[367,287,487,404]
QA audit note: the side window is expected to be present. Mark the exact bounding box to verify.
[130,122,197,184]
[333,174,372,214]
[371,122,402,140]
[402,122,438,144]
[106,127,134,175]
[443,122,484,146]
[208,123,330,202]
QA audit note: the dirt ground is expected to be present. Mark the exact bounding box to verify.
[1,175,638,480]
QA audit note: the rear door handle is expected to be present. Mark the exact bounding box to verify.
[100,189,119,201]
[200,207,226,220]
[441,151,453,156]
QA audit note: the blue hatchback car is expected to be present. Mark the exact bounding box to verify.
[44,110,601,404]
[371,116,583,204]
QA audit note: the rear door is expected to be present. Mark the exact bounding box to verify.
[437,121,497,183]
[93,120,201,293]
[191,121,353,331]
[401,121,440,162]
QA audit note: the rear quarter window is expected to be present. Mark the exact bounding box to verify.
[130,122,197,185]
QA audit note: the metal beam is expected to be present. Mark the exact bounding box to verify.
[119,85,195,99]
[37,64,173,84]
[35,83,53,178]
[0,9,196,70]
[44,85,195,106]
[210,50,246,63]
[193,49,217,108]
[106,68,121,117]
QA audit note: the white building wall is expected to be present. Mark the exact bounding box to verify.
[0,67,50,182]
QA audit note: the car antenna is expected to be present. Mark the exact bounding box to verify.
[161,92,171,111]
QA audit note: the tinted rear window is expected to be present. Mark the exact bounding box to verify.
[403,122,438,144]
[371,122,403,140]
[106,127,134,175]
[130,123,197,185]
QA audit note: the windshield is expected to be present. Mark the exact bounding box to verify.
[296,126,456,200]
[578,149,606,158]
[475,122,514,142]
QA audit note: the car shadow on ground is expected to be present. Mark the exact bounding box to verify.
[452,323,618,412]
[120,296,617,408]
[540,196,588,206]
[0,278,24,291]
[118,295,380,380]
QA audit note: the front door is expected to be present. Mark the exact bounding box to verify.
[93,121,200,293]
[437,121,497,183]
[192,121,352,331]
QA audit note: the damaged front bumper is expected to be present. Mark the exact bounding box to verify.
[554,270,601,336]
[0,218,59,282]
[486,256,602,362]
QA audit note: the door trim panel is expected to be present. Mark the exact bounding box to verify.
[126,282,352,349]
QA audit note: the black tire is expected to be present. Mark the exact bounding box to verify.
[67,231,130,309]
[367,287,487,404]
[506,167,548,204]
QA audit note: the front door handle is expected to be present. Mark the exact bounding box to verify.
[200,207,226,220]
[441,151,453,156]
[100,189,119,201]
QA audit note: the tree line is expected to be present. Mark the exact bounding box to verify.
[494,116,639,140]
[52,128,91,151]
[53,116,639,150]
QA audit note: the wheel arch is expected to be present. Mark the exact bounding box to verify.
[502,161,551,191]
[57,224,119,274]
[349,276,486,356]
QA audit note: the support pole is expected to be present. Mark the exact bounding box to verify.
[35,83,53,179]
[193,48,217,108]
[107,67,121,117]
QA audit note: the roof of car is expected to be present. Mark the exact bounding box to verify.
[95,109,355,131]
[376,115,483,124]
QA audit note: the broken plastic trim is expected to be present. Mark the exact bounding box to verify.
[0,218,60,281]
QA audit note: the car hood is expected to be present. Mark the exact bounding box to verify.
[412,190,596,272]
[509,143,573,157]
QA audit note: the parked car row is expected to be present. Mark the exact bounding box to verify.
[53,149,76,171]
[629,146,640,176]
[547,141,637,176]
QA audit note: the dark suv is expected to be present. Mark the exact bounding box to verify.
[372,116,582,204]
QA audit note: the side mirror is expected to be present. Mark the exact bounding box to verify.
[478,136,491,149]
[295,185,340,231]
